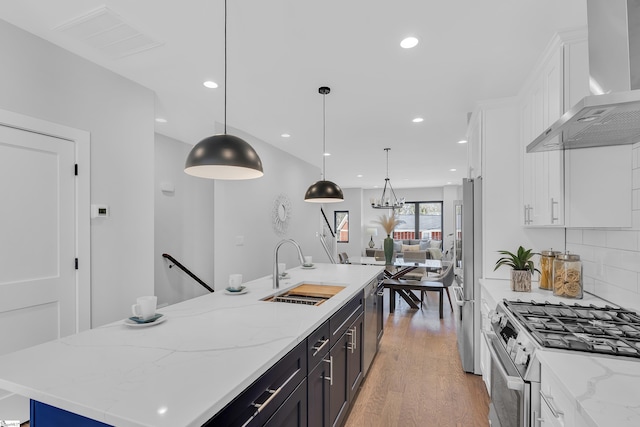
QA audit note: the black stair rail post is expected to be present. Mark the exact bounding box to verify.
[162,253,215,293]
[320,207,335,237]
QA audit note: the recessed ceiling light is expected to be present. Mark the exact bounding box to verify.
[412,117,424,123]
[323,152,331,156]
[400,37,419,49]
[281,133,290,138]
[450,168,457,172]
[458,139,468,144]
[203,80,218,89]
[447,182,452,185]
[357,174,363,178]
[155,118,167,123]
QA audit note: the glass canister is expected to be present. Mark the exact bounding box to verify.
[552,253,583,299]
[539,249,561,290]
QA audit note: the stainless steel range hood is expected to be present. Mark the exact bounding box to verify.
[527,0,640,152]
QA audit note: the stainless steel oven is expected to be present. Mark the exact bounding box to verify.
[483,329,540,427]
[483,302,542,427]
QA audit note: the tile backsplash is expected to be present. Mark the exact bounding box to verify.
[566,143,640,312]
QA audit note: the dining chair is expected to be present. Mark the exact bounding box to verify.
[340,252,351,264]
[417,262,455,317]
[401,251,427,281]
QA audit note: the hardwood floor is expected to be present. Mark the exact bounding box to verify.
[344,290,489,427]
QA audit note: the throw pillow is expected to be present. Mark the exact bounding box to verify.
[428,248,443,260]
[402,244,420,252]
[430,239,442,249]
[393,240,402,252]
[419,240,430,251]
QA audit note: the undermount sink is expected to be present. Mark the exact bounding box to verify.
[263,283,346,306]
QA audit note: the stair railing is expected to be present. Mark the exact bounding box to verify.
[162,253,214,293]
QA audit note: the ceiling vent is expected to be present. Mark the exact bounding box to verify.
[54,6,163,59]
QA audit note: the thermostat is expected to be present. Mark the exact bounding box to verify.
[91,204,110,219]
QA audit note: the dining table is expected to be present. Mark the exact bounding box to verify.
[351,256,443,310]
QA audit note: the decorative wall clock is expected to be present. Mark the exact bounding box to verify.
[272,194,291,235]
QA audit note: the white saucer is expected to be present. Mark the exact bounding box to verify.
[279,273,290,279]
[225,286,248,295]
[124,314,167,328]
[301,264,316,270]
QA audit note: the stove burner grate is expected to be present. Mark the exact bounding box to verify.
[503,299,640,359]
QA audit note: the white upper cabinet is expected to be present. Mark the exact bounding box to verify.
[519,29,631,228]
[520,37,565,226]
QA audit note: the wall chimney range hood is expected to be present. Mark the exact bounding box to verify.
[527,0,640,152]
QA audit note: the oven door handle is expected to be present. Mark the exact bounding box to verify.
[483,330,525,392]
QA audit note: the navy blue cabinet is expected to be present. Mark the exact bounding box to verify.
[263,379,307,427]
[30,400,112,427]
[205,340,307,426]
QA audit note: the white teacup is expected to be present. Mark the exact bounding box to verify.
[304,256,313,267]
[132,296,157,321]
[228,274,243,290]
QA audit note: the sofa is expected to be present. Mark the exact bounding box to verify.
[365,238,443,260]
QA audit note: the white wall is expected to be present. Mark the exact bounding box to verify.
[565,142,640,312]
[479,98,564,281]
[0,19,155,327]
[213,125,325,289]
[154,134,214,306]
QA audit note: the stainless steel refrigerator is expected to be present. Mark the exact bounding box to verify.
[453,177,482,374]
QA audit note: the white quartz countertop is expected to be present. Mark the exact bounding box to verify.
[479,278,612,308]
[536,351,640,427]
[0,263,383,427]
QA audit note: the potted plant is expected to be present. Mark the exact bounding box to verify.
[373,213,403,265]
[494,246,539,292]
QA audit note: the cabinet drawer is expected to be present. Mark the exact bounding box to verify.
[330,292,363,346]
[541,366,575,427]
[307,320,330,371]
[206,340,307,427]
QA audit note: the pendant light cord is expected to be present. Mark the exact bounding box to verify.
[385,148,389,178]
[224,0,227,134]
[322,92,326,180]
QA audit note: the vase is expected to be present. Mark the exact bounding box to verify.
[511,270,532,292]
[383,235,394,265]
[368,235,375,248]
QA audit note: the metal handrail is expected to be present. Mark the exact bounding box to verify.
[162,253,214,293]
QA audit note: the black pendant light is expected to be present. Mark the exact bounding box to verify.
[304,87,344,203]
[184,0,263,180]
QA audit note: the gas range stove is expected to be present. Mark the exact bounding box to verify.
[501,299,640,359]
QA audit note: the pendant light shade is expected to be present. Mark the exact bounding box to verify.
[184,0,263,180]
[185,134,263,179]
[304,180,344,202]
[305,86,344,203]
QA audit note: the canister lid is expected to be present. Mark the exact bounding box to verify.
[556,252,580,261]
[541,249,561,257]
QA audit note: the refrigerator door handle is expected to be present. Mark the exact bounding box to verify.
[452,286,465,307]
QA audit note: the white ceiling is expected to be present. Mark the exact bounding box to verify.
[1,0,587,189]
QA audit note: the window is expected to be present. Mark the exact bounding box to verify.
[394,202,442,241]
[335,211,349,243]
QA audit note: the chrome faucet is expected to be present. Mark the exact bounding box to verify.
[273,239,306,289]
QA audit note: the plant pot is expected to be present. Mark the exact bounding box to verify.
[511,269,532,292]
[383,235,394,265]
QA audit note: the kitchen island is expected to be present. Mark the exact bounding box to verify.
[0,263,383,427]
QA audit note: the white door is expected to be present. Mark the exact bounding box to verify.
[0,124,77,421]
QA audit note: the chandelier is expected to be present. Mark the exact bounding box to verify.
[370,148,405,209]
